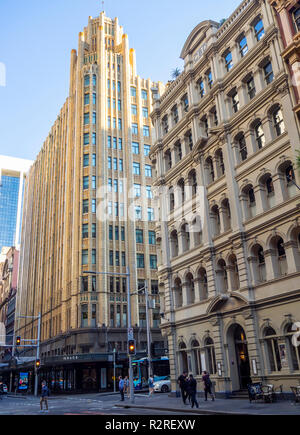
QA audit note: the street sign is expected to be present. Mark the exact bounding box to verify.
[115,365,123,369]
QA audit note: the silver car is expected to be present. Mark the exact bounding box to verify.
[153,377,171,393]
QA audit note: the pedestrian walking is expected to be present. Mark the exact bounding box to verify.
[40,381,50,412]
[187,374,199,409]
[177,371,188,405]
[148,375,154,398]
[124,376,130,398]
[202,371,215,402]
[118,376,125,402]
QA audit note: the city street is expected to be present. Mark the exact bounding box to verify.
[0,393,200,416]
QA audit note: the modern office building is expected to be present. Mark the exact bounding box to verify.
[13,12,166,393]
[150,0,300,395]
[0,156,32,251]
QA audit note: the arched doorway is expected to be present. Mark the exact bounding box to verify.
[227,324,251,391]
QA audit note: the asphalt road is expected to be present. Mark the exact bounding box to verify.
[0,394,199,416]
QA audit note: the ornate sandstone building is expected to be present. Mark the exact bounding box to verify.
[268,0,300,117]
[150,0,300,395]
[14,12,165,393]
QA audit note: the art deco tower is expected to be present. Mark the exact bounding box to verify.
[15,12,165,389]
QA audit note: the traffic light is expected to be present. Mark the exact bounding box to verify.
[16,336,21,346]
[35,359,41,369]
[128,340,136,356]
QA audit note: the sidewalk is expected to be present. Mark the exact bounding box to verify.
[115,394,300,415]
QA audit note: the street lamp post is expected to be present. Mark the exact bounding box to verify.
[83,267,135,403]
[132,279,152,380]
[113,348,116,393]
[15,313,41,397]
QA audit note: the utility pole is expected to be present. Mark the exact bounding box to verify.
[113,348,116,393]
[126,267,135,404]
[84,268,135,403]
[145,280,152,380]
[34,313,41,397]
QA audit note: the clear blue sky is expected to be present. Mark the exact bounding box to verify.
[0,0,241,161]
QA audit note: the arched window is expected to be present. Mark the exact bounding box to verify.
[169,187,175,212]
[188,170,197,196]
[205,157,215,184]
[269,236,287,278]
[186,130,193,152]
[185,273,195,305]
[170,230,179,258]
[179,342,188,373]
[254,121,265,150]
[253,244,266,283]
[228,254,240,290]
[266,176,275,208]
[175,140,183,163]
[204,338,217,375]
[178,179,185,204]
[279,161,297,199]
[190,216,202,247]
[165,149,172,171]
[201,115,209,137]
[285,324,300,371]
[211,205,221,237]
[221,198,231,232]
[236,133,248,162]
[264,327,282,372]
[259,174,275,210]
[181,224,190,253]
[198,268,208,300]
[191,340,203,376]
[217,259,228,293]
[241,184,256,220]
[273,106,285,137]
[174,278,183,308]
[215,149,225,177]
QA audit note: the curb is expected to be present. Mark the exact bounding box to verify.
[115,404,250,416]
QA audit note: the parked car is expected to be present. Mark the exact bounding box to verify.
[153,376,171,393]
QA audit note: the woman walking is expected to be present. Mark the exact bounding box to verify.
[148,374,155,398]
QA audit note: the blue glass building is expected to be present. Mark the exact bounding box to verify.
[0,175,20,250]
[0,156,32,252]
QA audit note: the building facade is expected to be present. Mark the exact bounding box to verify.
[150,0,300,395]
[269,0,300,118]
[14,12,166,393]
[0,247,19,354]
[0,156,32,251]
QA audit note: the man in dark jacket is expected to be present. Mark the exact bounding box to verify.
[177,371,188,405]
[202,371,215,401]
[187,374,199,409]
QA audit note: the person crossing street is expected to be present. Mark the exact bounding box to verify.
[177,371,188,405]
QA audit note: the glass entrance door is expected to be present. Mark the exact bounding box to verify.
[234,325,251,390]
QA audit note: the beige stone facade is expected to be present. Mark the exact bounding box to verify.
[15,12,166,378]
[150,0,300,394]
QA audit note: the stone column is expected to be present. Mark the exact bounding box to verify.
[272,172,286,204]
[263,249,276,281]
